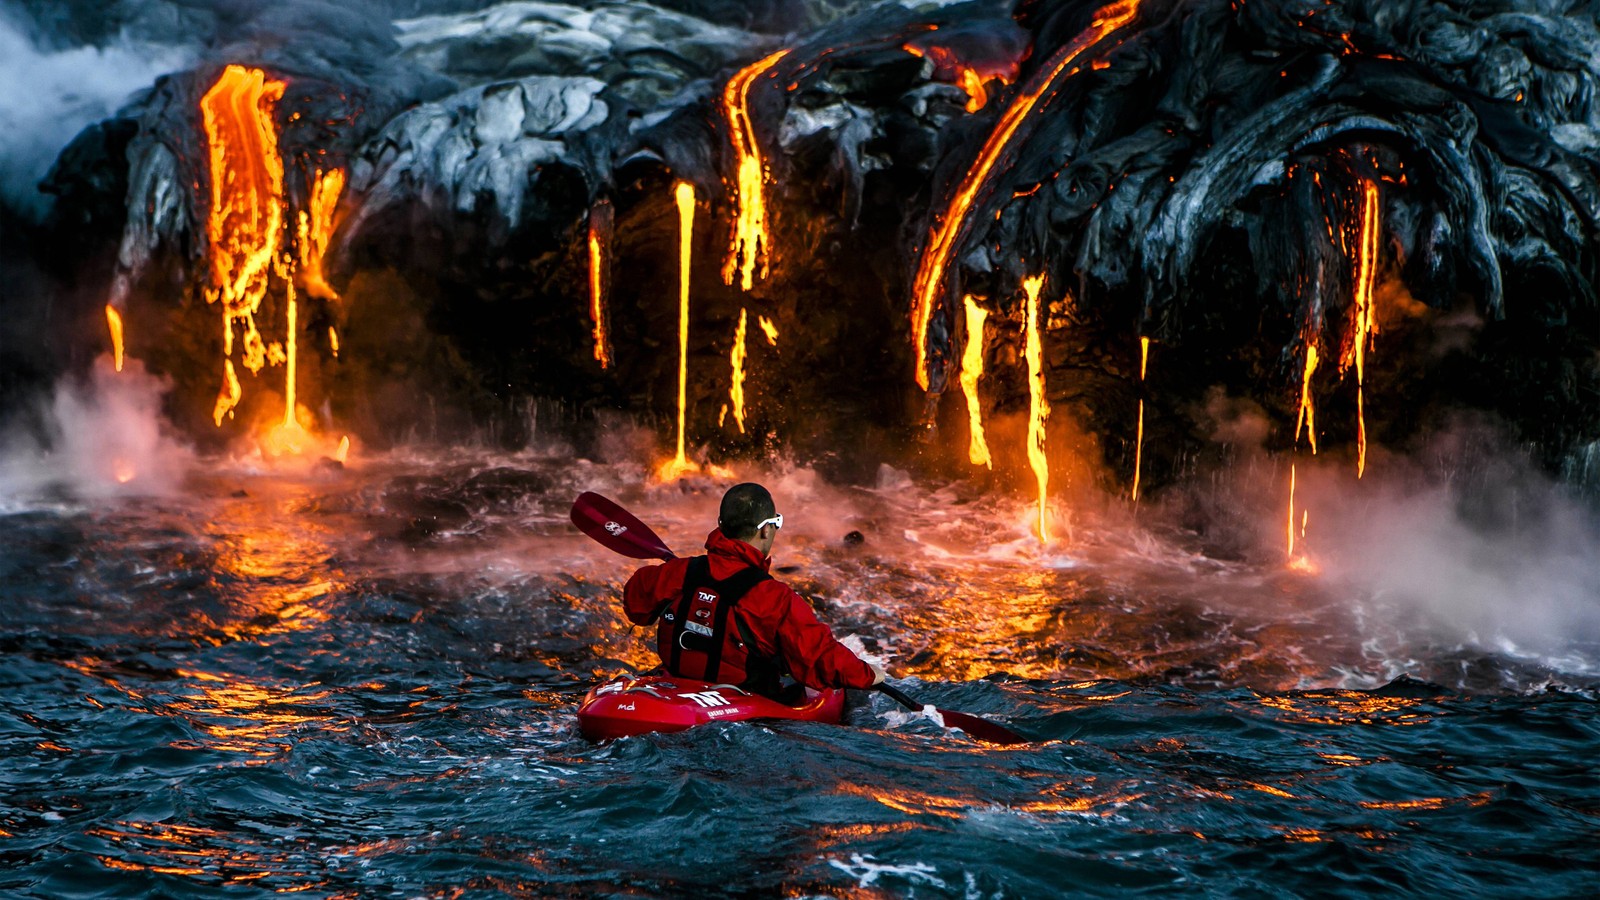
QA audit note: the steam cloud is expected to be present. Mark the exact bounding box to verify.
[0,9,192,215]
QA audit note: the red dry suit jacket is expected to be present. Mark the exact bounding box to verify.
[623,528,875,691]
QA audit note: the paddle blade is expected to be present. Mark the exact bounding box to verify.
[571,492,676,560]
[935,708,1028,746]
[875,682,1026,746]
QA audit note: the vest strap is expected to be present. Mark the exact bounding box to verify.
[669,556,770,683]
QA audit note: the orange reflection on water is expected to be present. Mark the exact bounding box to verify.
[88,820,314,887]
[1014,788,1146,817]
[833,784,969,819]
[1359,791,1493,811]
[1257,691,1433,727]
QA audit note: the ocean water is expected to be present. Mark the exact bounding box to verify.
[2,451,1598,897]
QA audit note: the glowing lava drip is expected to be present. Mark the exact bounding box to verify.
[1342,178,1381,478]
[960,296,992,468]
[1132,335,1149,501]
[1288,341,1319,564]
[1022,275,1051,542]
[721,50,789,293]
[105,305,125,372]
[588,201,613,369]
[298,168,344,303]
[1294,343,1320,455]
[201,65,287,427]
[729,308,749,433]
[908,0,1141,390]
[657,182,702,481]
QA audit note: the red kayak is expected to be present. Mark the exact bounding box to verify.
[577,674,847,741]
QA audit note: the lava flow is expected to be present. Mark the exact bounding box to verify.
[105,305,125,372]
[297,168,344,303]
[657,181,701,482]
[1023,274,1051,542]
[960,295,992,468]
[909,0,1141,389]
[1132,335,1149,501]
[1295,342,1320,455]
[729,307,749,433]
[721,49,788,293]
[1342,178,1381,478]
[588,200,613,370]
[201,65,287,427]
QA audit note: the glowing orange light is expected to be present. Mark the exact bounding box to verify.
[757,315,779,346]
[729,308,749,433]
[1287,462,1297,559]
[657,181,701,481]
[957,67,989,112]
[327,326,339,358]
[721,50,789,292]
[213,358,242,427]
[1132,335,1150,501]
[334,434,350,463]
[1342,178,1381,478]
[113,458,136,484]
[588,201,612,369]
[201,65,287,425]
[282,280,299,430]
[1023,274,1051,541]
[1295,343,1319,454]
[297,167,344,302]
[105,304,125,372]
[908,0,1141,389]
[959,295,992,468]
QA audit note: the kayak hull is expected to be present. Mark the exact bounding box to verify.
[577,674,846,741]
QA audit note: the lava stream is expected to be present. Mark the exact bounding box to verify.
[1023,274,1051,542]
[721,50,789,293]
[909,0,1141,389]
[960,295,992,468]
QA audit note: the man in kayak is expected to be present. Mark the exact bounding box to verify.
[623,482,887,701]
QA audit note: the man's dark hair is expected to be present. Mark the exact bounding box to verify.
[718,483,776,540]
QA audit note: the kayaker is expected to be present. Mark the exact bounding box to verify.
[622,482,887,701]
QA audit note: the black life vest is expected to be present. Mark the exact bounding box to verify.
[657,555,783,692]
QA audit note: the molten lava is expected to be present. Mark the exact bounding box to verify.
[908,0,1141,389]
[729,308,749,433]
[658,181,701,481]
[1132,335,1149,502]
[959,295,992,468]
[588,200,613,369]
[201,65,287,426]
[1342,178,1381,478]
[721,50,789,293]
[903,43,1015,113]
[757,315,778,346]
[1287,462,1298,560]
[105,305,125,372]
[297,168,344,302]
[1023,274,1051,542]
[1295,342,1320,455]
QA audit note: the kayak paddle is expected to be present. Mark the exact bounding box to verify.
[876,682,1027,745]
[571,491,676,560]
[569,491,1026,745]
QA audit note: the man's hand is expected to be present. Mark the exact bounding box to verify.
[869,663,889,685]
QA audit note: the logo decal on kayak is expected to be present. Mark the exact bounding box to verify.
[696,590,718,604]
[604,521,627,536]
[683,690,729,708]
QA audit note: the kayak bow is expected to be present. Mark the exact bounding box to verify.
[577,674,846,741]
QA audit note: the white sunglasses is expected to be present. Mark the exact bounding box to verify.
[755,513,783,531]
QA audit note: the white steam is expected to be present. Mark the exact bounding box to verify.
[0,355,191,505]
[1297,456,1600,675]
[0,11,192,214]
